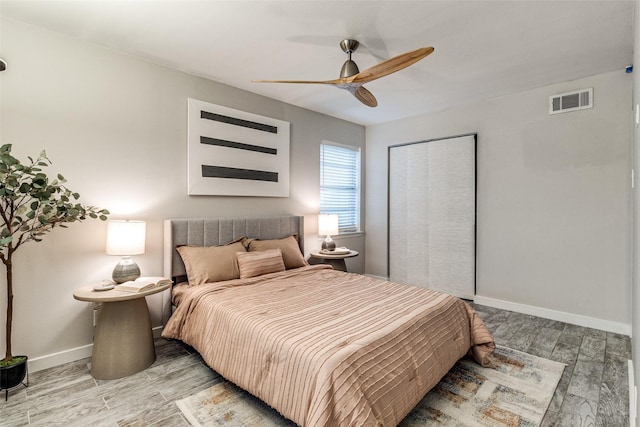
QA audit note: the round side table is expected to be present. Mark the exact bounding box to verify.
[309,250,359,272]
[73,282,171,380]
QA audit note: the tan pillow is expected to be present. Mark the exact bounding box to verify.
[177,241,246,286]
[237,248,286,279]
[247,235,307,269]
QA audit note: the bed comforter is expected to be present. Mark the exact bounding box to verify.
[162,265,495,426]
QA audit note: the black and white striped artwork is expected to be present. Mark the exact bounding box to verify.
[187,98,290,196]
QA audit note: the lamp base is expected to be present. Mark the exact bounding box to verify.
[321,236,336,251]
[112,256,141,284]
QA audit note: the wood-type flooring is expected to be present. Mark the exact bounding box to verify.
[0,303,631,426]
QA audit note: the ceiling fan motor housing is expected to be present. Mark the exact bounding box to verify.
[340,39,359,53]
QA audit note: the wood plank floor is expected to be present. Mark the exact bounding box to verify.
[0,303,631,426]
[469,303,631,427]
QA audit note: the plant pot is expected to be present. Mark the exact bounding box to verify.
[0,355,28,400]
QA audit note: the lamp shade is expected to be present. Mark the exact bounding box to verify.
[318,214,339,236]
[106,220,146,256]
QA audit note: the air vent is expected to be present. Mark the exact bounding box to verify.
[549,88,593,115]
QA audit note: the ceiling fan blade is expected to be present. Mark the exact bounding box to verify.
[253,78,344,85]
[253,41,432,107]
[351,46,434,84]
[353,86,378,107]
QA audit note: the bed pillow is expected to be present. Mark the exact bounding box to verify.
[246,235,307,269]
[236,248,286,279]
[177,241,246,286]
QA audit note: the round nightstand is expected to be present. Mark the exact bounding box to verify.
[309,250,359,272]
[73,282,171,380]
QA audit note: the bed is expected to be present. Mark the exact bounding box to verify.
[161,216,495,426]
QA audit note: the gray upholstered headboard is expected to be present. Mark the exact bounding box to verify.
[163,216,304,281]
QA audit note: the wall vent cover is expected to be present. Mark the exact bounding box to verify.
[549,88,593,115]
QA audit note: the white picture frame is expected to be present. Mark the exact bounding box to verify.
[187,98,290,197]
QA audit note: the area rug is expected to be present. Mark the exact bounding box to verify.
[175,346,565,426]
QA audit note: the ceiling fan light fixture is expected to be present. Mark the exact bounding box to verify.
[340,60,360,78]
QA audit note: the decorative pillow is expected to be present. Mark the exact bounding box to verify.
[177,241,246,286]
[236,248,286,279]
[247,235,307,269]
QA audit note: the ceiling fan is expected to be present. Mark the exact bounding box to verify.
[254,39,434,108]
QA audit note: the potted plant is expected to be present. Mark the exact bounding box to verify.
[0,144,108,399]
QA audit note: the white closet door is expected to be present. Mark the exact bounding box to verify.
[389,135,475,299]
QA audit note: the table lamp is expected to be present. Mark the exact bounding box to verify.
[106,220,146,283]
[318,214,339,251]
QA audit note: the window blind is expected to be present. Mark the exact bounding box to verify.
[320,143,360,232]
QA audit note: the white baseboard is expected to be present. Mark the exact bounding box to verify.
[27,344,93,373]
[27,325,166,373]
[358,282,630,335]
[474,295,631,336]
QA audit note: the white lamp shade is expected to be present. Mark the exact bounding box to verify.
[318,214,339,236]
[106,220,146,255]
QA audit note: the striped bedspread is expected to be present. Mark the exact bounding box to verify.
[162,265,495,426]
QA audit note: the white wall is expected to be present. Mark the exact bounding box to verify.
[367,70,633,332]
[0,18,365,370]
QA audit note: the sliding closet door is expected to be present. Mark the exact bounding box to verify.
[388,134,476,299]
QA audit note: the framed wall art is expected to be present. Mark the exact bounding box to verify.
[187,98,290,197]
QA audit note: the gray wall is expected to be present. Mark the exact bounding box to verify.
[367,70,632,330]
[0,18,365,370]
[632,0,640,418]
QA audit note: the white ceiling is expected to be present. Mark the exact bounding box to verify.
[0,0,634,126]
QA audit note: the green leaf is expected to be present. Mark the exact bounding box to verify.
[19,183,31,194]
[0,146,108,255]
[0,154,18,166]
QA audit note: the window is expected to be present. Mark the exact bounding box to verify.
[320,142,361,232]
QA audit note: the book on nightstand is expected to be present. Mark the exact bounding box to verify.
[320,247,351,255]
[115,276,172,293]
